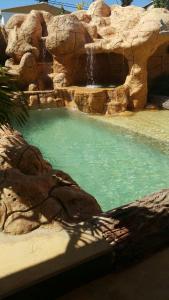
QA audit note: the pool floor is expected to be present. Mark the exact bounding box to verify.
[18,108,169,211]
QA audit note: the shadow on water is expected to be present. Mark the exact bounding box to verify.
[27,108,74,123]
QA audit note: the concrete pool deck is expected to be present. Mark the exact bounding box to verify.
[0,221,110,299]
[58,246,169,300]
[91,110,169,146]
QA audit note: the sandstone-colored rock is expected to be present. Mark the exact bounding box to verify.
[5,57,15,68]
[47,96,54,104]
[74,90,107,114]
[107,86,129,114]
[39,96,47,107]
[54,98,65,107]
[28,83,38,91]
[88,0,111,17]
[145,104,158,110]
[4,4,169,109]
[19,52,38,85]
[46,14,87,56]
[29,95,39,107]
[53,72,69,88]
[72,10,91,23]
[83,23,98,39]
[5,13,40,62]
[0,127,101,234]
[5,11,51,89]
[0,126,51,174]
[5,14,26,30]
[46,14,90,87]
[46,96,65,107]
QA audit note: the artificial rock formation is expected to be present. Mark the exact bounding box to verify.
[101,189,169,264]
[3,2,169,112]
[0,127,101,234]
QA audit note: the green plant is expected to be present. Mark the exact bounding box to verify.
[153,0,169,8]
[0,67,28,127]
[76,1,86,10]
[120,0,133,6]
[60,5,65,14]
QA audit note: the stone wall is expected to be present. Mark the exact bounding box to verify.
[26,86,128,114]
[26,90,65,108]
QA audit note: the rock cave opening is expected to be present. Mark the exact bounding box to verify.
[37,40,54,90]
[73,52,129,87]
[148,42,169,99]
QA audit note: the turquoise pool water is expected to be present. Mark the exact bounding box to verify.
[18,108,169,211]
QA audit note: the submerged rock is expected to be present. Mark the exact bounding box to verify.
[0,127,101,234]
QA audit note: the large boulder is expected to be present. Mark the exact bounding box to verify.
[5,11,51,89]
[19,52,39,84]
[5,12,42,62]
[88,0,111,17]
[46,14,88,56]
[0,127,101,234]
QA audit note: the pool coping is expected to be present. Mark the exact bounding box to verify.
[0,220,111,299]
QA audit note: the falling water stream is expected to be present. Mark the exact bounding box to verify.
[85,49,120,88]
[41,37,47,61]
[86,48,95,87]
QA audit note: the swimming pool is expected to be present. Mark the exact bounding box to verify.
[19,108,169,211]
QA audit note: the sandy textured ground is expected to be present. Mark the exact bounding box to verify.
[0,222,110,298]
[91,110,169,145]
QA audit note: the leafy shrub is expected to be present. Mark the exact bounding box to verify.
[153,0,169,9]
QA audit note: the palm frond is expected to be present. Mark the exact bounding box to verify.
[0,67,29,127]
[121,0,133,6]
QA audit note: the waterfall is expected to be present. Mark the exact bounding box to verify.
[41,37,47,61]
[86,48,95,86]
